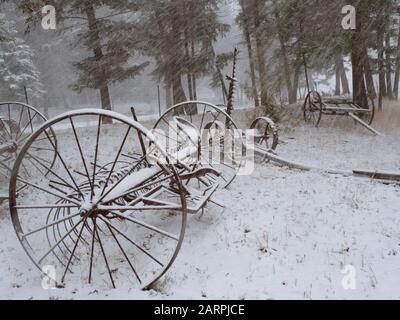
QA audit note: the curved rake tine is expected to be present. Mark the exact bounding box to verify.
[44,130,84,198]
[38,218,84,264]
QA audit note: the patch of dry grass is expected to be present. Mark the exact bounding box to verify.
[374,99,400,132]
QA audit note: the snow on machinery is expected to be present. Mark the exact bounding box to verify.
[0,102,55,204]
[6,48,277,289]
[8,102,249,289]
[303,91,380,135]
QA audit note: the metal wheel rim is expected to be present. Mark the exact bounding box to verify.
[0,102,56,186]
[9,109,187,289]
[153,101,245,189]
[250,117,279,151]
[303,91,322,127]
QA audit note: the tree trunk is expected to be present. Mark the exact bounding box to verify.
[191,41,198,101]
[172,73,187,105]
[187,74,193,100]
[281,39,295,103]
[170,7,187,113]
[239,0,259,107]
[192,74,197,100]
[274,4,293,103]
[335,54,341,96]
[386,33,393,99]
[394,22,400,99]
[363,48,377,98]
[216,62,228,102]
[165,81,172,108]
[377,27,387,109]
[252,0,269,106]
[85,4,112,124]
[183,28,194,102]
[352,51,368,107]
[351,6,368,108]
[341,69,350,95]
[290,54,301,103]
[339,58,350,95]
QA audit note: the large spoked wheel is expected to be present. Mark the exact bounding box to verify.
[153,101,245,189]
[250,117,279,152]
[9,110,187,289]
[0,102,55,191]
[356,96,375,126]
[303,91,323,127]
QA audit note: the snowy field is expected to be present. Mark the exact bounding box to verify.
[0,104,399,300]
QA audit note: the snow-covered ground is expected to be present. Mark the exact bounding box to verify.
[0,105,399,300]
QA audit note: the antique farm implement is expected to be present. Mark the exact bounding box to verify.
[303,91,380,135]
[8,103,245,289]
[6,49,247,289]
[0,102,54,203]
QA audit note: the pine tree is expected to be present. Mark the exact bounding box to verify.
[0,12,44,101]
[137,0,230,110]
[14,0,148,121]
[237,0,259,107]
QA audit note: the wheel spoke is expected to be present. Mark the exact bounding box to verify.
[16,112,39,141]
[61,217,88,283]
[22,211,80,238]
[88,218,97,284]
[109,211,179,241]
[94,224,116,288]
[16,105,24,140]
[16,177,81,206]
[69,117,94,195]
[99,217,142,284]
[16,204,78,210]
[38,217,84,264]
[44,130,84,198]
[105,219,164,267]
[10,110,187,288]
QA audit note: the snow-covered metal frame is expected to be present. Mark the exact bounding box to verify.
[8,107,244,289]
[153,101,245,188]
[0,102,53,203]
[250,117,279,153]
[303,91,379,135]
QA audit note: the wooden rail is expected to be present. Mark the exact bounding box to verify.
[348,113,382,136]
[250,145,400,186]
